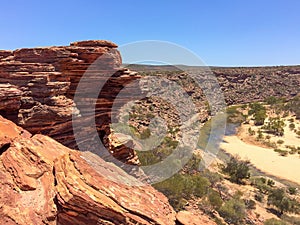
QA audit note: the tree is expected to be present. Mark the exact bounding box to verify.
[249,102,267,125]
[285,96,300,119]
[222,157,251,184]
[267,188,300,216]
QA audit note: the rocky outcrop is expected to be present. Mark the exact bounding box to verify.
[0,40,141,164]
[176,210,217,225]
[212,66,300,104]
[128,64,300,105]
[0,115,176,225]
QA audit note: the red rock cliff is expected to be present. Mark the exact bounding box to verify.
[0,40,140,164]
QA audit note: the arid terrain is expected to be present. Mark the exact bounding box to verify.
[0,41,299,225]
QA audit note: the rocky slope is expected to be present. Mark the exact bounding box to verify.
[128,64,300,104]
[0,115,176,225]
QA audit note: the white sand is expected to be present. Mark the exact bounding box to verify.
[220,135,300,185]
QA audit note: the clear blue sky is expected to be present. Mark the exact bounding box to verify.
[1,0,299,66]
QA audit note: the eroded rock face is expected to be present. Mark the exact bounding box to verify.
[176,210,217,225]
[0,115,176,225]
[0,40,141,164]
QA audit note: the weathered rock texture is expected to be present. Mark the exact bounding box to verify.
[1,42,299,165]
[176,210,217,225]
[0,115,176,225]
[0,40,141,164]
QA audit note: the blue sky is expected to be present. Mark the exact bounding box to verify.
[0,0,299,66]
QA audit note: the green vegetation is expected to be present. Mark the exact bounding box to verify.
[248,127,256,136]
[267,188,300,215]
[262,117,285,136]
[264,218,288,225]
[222,157,250,184]
[219,193,246,225]
[249,102,267,125]
[284,96,300,119]
[265,96,285,106]
[289,123,296,130]
[226,105,247,124]
[277,139,284,145]
[288,187,298,195]
[153,173,210,211]
[274,148,288,157]
[251,177,274,194]
[135,136,178,165]
[207,190,223,210]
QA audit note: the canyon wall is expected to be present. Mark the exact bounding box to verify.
[0,40,141,164]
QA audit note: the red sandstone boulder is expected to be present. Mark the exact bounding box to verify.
[0,115,176,225]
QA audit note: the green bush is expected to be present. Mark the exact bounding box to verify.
[249,102,267,126]
[267,179,275,187]
[274,149,288,157]
[222,157,251,184]
[248,127,256,136]
[264,218,288,225]
[208,190,223,210]
[153,173,210,211]
[277,140,284,145]
[267,188,300,215]
[219,195,246,224]
[265,96,285,106]
[262,117,285,136]
[254,192,264,202]
[251,177,271,194]
[226,106,247,124]
[289,123,296,130]
[288,187,297,195]
[245,199,256,210]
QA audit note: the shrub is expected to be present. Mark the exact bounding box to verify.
[226,106,246,124]
[277,140,284,145]
[284,96,300,119]
[251,177,271,194]
[267,188,300,215]
[208,190,223,210]
[265,96,284,106]
[274,149,288,157]
[222,157,251,184]
[264,218,288,225]
[289,123,295,130]
[245,199,256,210]
[255,192,264,202]
[183,153,202,173]
[153,173,210,211]
[288,187,298,195]
[262,117,285,136]
[249,102,267,126]
[257,129,264,140]
[267,179,275,187]
[248,127,256,136]
[219,195,246,224]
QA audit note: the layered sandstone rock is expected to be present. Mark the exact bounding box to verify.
[0,115,176,225]
[0,40,141,164]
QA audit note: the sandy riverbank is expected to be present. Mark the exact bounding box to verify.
[220,135,300,185]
